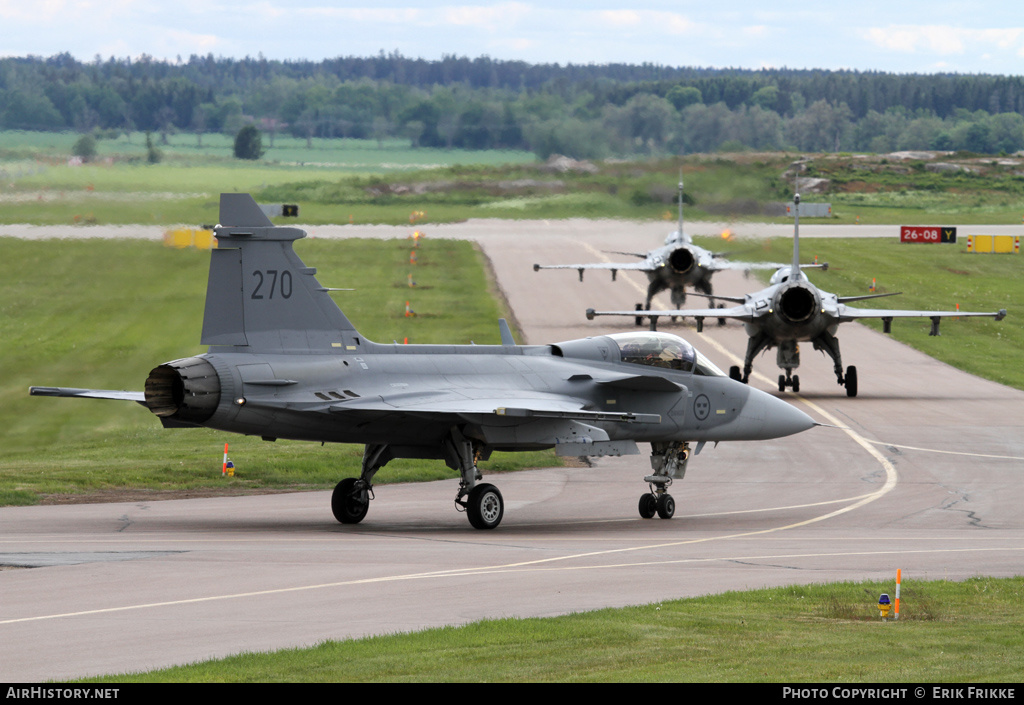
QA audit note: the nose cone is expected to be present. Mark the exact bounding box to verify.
[740,386,816,440]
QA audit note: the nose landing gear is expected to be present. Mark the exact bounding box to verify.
[638,441,689,520]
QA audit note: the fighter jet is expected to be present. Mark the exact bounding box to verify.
[533,180,814,315]
[587,194,1007,397]
[31,194,815,529]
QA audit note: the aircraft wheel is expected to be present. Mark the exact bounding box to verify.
[845,366,858,398]
[792,375,800,393]
[778,375,787,393]
[717,304,726,326]
[638,493,657,519]
[332,478,368,524]
[466,483,504,530]
[656,493,675,520]
[729,365,742,382]
[634,303,644,327]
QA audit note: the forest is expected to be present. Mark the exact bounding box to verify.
[4,52,1024,159]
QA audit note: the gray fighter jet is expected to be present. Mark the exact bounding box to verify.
[31,194,815,529]
[533,180,813,315]
[587,194,1007,397]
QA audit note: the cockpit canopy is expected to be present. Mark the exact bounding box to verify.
[607,332,724,376]
[769,266,803,286]
[664,230,688,246]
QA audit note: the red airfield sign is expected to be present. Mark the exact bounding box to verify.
[900,226,957,243]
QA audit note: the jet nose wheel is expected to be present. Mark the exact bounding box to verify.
[656,493,675,519]
[777,374,799,393]
[466,483,504,530]
[638,493,657,518]
[638,493,675,520]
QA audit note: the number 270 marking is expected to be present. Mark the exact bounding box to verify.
[251,270,293,299]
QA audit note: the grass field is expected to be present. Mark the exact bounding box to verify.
[7,134,1024,226]
[0,130,537,170]
[77,576,1024,682]
[0,236,555,506]
[0,130,538,225]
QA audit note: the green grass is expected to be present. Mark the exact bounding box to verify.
[0,237,555,505]
[0,130,537,169]
[76,576,1024,682]
[253,156,790,224]
[8,142,1024,226]
[710,235,1022,390]
[0,130,537,225]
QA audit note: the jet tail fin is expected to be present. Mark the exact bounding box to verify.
[220,192,275,227]
[791,193,802,280]
[201,193,363,353]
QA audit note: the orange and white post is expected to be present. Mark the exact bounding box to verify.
[895,569,902,620]
[222,443,229,477]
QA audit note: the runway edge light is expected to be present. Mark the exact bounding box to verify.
[878,593,891,620]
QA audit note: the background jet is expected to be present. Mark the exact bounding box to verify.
[31,194,815,529]
[533,180,817,313]
[587,194,1007,397]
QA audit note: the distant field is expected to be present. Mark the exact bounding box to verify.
[0,130,537,225]
[0,237,553,506]
[0,129,537,170]
[6,135,1024,226]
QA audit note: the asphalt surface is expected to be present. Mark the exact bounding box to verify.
[2,220,1022,682]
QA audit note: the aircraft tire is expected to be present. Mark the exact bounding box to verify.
[845,366,858,398]
[792,375,800,393]
[638,493,657,519]
[656,494,675,520]
[778,375,787,393]
[729,365,742,382]
[467,483,504,530]
[332,478,368,524]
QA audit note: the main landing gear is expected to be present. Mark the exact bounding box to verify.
[841,365,858,398]
[332,477,371,524]
[460,483,504,530]
[816,332,858,397]
[638,441,690,520]
[331,433,507,530]
[727,333,859,397]
[331,443,389,526]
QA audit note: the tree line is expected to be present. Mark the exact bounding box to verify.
[4,52,1024,157]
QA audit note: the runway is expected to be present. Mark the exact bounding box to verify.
[2,220,1022,681]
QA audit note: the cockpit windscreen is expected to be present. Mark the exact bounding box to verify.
[608,332,724,376]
